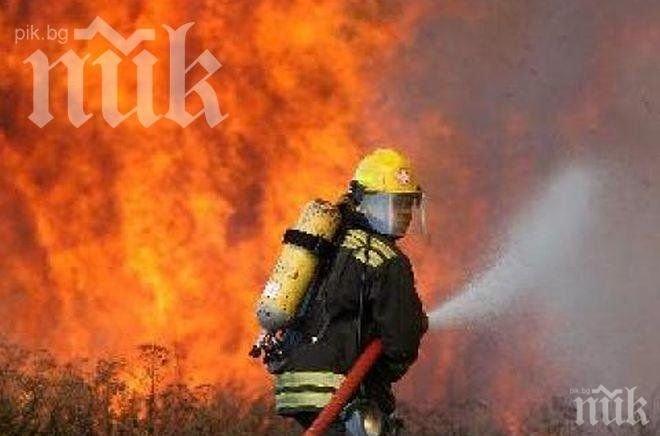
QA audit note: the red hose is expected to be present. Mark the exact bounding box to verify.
[304,339,384,436]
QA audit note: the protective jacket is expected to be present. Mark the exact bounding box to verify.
[273,204,428,419]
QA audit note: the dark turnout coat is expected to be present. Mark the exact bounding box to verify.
[273,208,428,418]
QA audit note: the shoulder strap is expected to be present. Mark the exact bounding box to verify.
[283,229,335,257]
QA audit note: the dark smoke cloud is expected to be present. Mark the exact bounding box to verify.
[367,0,660,411]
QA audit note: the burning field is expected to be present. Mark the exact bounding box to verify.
[1,0,659,434]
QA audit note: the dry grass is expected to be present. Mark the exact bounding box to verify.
[0,337,655,435]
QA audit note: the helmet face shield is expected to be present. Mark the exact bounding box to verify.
[358,191,426,238]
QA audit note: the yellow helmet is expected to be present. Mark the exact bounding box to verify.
[353,148,421,194]
[351,148,425,238]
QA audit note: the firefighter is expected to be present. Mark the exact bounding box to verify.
[271,148,428,435]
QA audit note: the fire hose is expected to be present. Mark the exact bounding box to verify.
[304,339,384,436]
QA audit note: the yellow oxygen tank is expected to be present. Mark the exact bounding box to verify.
[256,199,341,332]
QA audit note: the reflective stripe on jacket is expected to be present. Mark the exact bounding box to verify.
[275,371,345,413]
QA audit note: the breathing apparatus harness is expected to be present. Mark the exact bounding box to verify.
[249,227,338,368]
[289,184,374,370]
[252,186,372,371]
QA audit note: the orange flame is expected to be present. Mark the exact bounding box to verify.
[0,1,427,392]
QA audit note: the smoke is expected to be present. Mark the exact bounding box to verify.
[427,160,660,395]
[542,160,660,394]
[368,0,660,411]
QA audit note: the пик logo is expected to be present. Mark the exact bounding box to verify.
[23,17,226,128]
[573,385,650,426]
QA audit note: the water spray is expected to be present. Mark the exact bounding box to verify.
[429,165,594,329]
